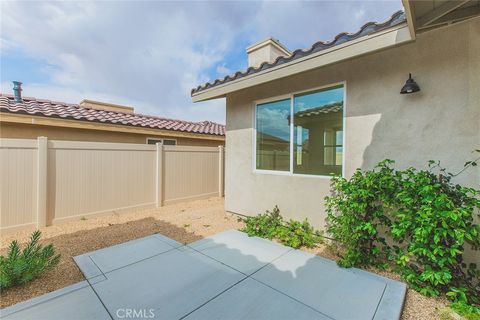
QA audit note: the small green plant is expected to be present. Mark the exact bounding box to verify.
[326,159,480,307]
[449,301,480,320]
[242,206,284,240]
[242,206,323,249]
[277,219,323,248]
[0,230,60,289]
[80,216,87,221]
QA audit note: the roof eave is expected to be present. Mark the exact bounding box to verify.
[192,22,413,103]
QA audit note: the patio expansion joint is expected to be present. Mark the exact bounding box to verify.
[181,245,335,320]
[371,281,388,319]
[246,248,336,320]
[178,273,250,320]
[185,244,253,277]
[91,246,180,277]
[87,255,107,279]
[85,280,115,320]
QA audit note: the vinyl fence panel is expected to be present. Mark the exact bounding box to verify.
[0,138,224,233]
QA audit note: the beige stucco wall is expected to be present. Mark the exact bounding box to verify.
[248,43,290,68]
[225,18,480,229]
[0,122,224,147]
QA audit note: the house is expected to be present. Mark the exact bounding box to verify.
[191,0,479,228]
[0,85,224,147]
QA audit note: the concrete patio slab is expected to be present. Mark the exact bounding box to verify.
[3,230,406,320]
[183,277,331,320]
[0,281,110,320]
[188,230,292,275]
[92,246,246,320]
[152,232,184,248]
[75,234,178,275]
[348,267,408,320]
[73,253,103,279]
[251,249,394,320]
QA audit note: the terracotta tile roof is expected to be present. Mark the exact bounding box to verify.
[295,102,343,118]
[0,94,225,136]
[192,11,406,95]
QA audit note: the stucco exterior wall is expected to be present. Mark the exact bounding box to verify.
[0,122,224,147]
[225,18,479,229]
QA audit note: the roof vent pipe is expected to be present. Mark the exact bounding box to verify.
[12,81,23,103]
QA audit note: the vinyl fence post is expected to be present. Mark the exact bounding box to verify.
[156,143,164,207]
[37,136,48,227]
[218,145,224,197]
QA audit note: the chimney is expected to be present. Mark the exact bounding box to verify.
[246,37,290,68]
[79,99,134,113]
[12,81,23,103]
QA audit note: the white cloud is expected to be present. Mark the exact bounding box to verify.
[216,64,232,77]
[0,1,403,124]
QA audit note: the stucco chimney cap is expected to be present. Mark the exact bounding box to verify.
[246,37,291,56]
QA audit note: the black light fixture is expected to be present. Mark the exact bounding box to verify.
[400,73,420,94]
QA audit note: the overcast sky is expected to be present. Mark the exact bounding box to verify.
[0,0,402,124]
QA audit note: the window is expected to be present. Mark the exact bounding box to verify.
[255,99,291,171]
[255,84,344,176]
[146,138,177,145]
[162,139,176,145]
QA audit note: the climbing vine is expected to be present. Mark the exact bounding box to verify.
[325,159,480,307]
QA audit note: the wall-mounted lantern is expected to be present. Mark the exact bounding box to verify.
[400,73,420,94]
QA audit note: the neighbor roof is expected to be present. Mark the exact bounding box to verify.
[0,94,225,136]
[191,11,406,96]
[294,102,343,118]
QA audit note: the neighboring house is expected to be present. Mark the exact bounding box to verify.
[191,1,479,228]
[0,89,225,147]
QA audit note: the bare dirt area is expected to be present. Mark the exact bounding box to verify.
[1,197,448,319]
[0,197,243,308]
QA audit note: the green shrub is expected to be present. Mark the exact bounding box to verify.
[325,159,480,305]
[0,230,60,289]
[242,206,284,240]
[242,206,323,249]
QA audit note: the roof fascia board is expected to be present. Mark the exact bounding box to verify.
[192,23,412,102]
[402,0,417,38]
[0,112,225,141]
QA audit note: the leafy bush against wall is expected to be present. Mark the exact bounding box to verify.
[0,230,60,289]
[242,206,323,249]
[325,160,480,305]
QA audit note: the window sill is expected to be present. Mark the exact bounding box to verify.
[253,169,338,179]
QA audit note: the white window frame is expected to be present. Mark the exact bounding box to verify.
[145,137,177,145]
[252,81,347,179]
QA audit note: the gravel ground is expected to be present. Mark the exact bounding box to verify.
[0,197,243,308]
[0,197,447,319]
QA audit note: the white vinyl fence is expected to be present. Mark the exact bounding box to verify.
[0,137,224,233]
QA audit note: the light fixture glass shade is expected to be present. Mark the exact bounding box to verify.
[400,73,420,94]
